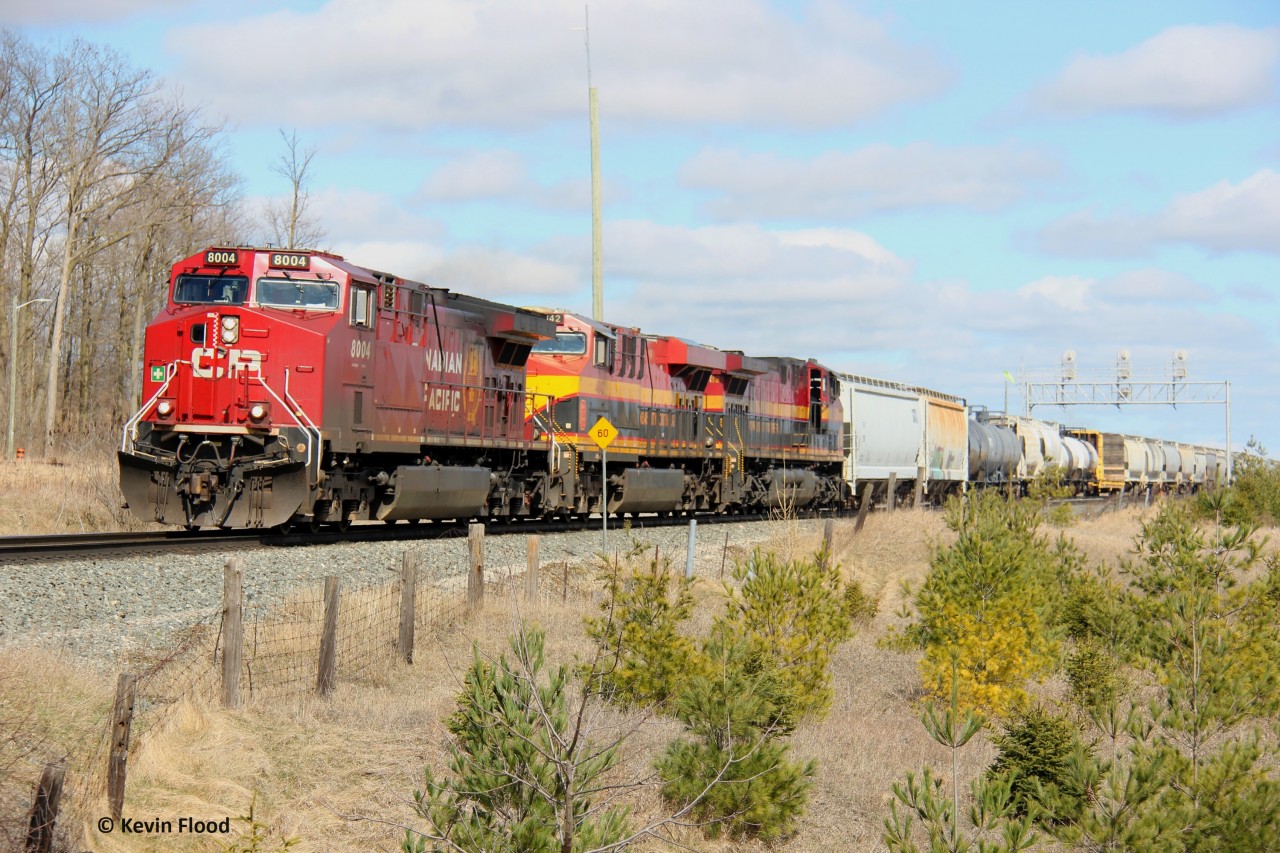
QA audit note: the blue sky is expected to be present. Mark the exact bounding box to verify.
[5,0,1277,453]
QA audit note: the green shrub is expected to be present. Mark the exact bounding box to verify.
[1194,438,1280,527]
[841,576,878,625]
[656,635,814,842]
[716,548,855,723]
[1064,639,1120,713]
[1047,501,1076,528]
[583,549,702,709]
[902,491,1058,716]
[988,705,1088,826]
[405,626,629,853]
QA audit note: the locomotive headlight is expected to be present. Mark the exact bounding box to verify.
[221,315,240,344]
[248,403,269,422]
[156,400,174,418]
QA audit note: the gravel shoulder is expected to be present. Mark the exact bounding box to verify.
[0,518,821,665]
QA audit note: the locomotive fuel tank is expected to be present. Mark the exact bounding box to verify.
[374,465,492,521]
[606,468,686,514]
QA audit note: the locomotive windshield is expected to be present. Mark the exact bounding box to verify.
[531,332,587,355]
[255,277,340,310]
[174,274,248,305]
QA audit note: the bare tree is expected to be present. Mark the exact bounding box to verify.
[40,41,202,453]
[0,33,239,453]
[0,34,67,454]
[119,131,243,412]
[264,128,323,250]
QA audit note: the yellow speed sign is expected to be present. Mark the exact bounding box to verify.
[590,416,617,449]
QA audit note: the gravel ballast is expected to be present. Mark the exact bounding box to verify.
[0,518,820,665]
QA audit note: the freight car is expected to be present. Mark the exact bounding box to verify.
[837,374,968,506]
[1065,429,1227,495]
[119,248,847,530]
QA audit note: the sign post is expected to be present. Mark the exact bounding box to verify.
[590,416,617,552]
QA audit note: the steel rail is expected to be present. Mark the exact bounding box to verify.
[0,509,840,564]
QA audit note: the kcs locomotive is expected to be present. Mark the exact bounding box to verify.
[119,247,847,529]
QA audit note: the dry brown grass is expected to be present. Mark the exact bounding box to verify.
[1057,503,1157,568]
[0,456,156,535]
[18,502,1280,852]
[82,592,617,853]
[0,647,115,851]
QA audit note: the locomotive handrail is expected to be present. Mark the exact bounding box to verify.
[120,361,179,453]
[278,368,322,483]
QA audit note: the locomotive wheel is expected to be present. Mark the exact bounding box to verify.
[275,518,296,535]
[334,517,352,533]
[309,516,324,534]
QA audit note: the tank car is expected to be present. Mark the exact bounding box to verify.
[120,247,557,529]
[967,409,1021,487]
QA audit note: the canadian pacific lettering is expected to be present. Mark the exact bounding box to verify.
[190,347,261,379]
[425,348,463,374]
[426,386,463,413]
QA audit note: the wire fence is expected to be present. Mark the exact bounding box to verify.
[47,528,607,842]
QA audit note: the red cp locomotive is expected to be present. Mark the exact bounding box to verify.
[119,247,847,529]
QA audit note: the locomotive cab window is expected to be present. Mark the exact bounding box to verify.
[531,332,587,355]
[593,334,615,368]
[350,285,375,329]
[255,277,339,310]
[174,274,248,306]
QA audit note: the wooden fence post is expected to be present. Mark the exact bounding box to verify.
[526,535,540,602]
[913,465,926,508]
[822,518,834,567]
[222,559,243,709]
[398,551,417,664]
[562,563,569,602]
[886,473,898,513]
[24,763,64,853]
[107,673,136,820]
[316,577,339,696]
[854,482,875,534]
[468,523,485,612]
[685,519,698,579]
[720,531,729,580]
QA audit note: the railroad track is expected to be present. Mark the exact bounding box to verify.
[0,510,816,563]
[0,528,264,562]
[0,494,1135,563]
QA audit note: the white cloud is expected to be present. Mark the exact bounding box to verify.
[416,150,603,210]
[1102,268,1210,302]
[681,143,1060,219]
[1018,276,1091,313]
[165,0,947,130]
[1039,170,1280,257]
[1034,24,1280,118]
[1161,171,1280,252]
[425,248,580,295]
[333,241,447,281]
[0,0,194,24]
[419,151,531,201]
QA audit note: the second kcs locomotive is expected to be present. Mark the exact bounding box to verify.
[119,247,848,529]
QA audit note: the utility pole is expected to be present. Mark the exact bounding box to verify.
[577,6,604,321]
